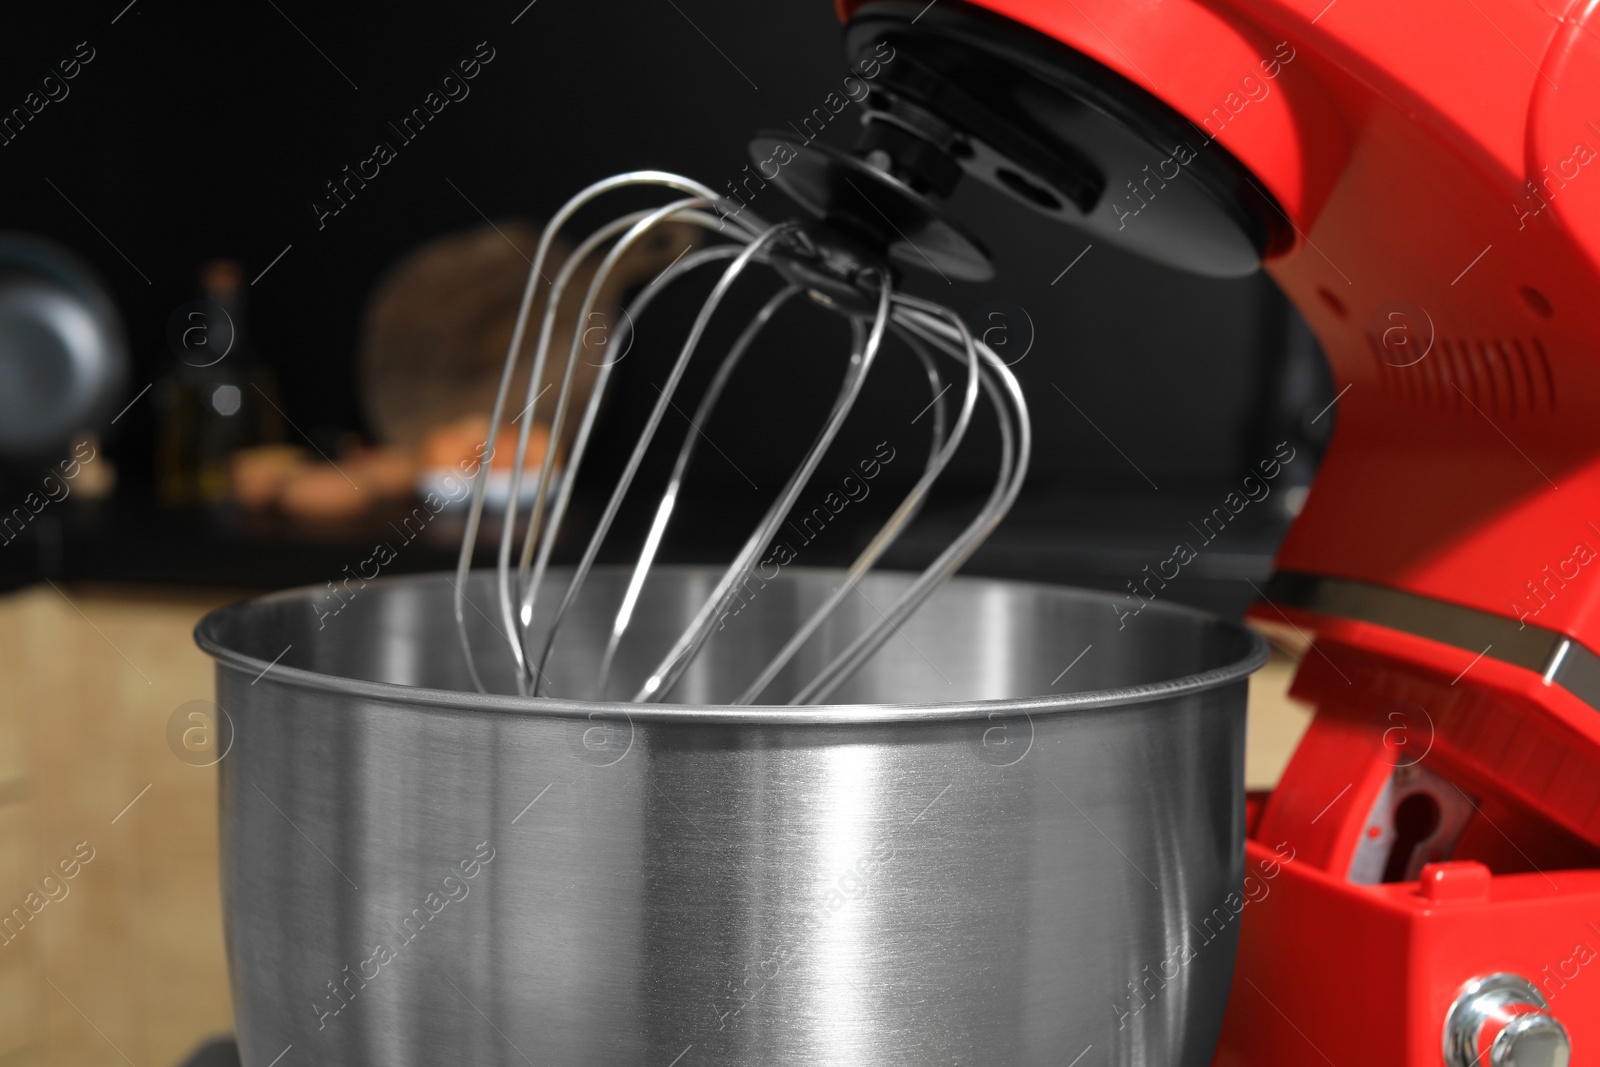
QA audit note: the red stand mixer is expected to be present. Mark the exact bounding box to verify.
[799,0,1600,1062]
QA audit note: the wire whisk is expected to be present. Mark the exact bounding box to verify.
[452,170,1030,705]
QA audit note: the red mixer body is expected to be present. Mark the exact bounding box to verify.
[832,0,1600,1061]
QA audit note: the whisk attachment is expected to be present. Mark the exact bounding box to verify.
[454,169,1030,705]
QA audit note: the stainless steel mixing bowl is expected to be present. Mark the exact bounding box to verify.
[195,566,1266,1067]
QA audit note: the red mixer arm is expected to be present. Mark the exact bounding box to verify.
[858,0,1600,838]
[843,0,1600,643]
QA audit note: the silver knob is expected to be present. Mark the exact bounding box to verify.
[1443,974,1571,1067]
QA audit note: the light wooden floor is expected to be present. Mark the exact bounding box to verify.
[0,583,1312,1067]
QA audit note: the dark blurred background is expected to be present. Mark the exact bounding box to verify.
[0,0,1332,615]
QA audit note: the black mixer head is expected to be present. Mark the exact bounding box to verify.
[750,0,1287,282]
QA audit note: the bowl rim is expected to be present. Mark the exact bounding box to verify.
[193,565,1270,725]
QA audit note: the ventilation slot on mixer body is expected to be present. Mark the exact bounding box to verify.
[1369,335,1556,418]
[1369,335,1555,419]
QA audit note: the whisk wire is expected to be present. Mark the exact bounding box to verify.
[633,273,896,703]
[529,222,801,695]
[508,197,719,671]
[453,170,1030,706]
[594,283,803,697]
[495,205,686,682]
[731,312,980,704]
[454,171,755,693]
[789,302,1032,704]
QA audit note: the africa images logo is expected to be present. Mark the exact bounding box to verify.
[566,709,634,767]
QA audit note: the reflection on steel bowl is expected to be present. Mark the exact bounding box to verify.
[195,566,1266,1067]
